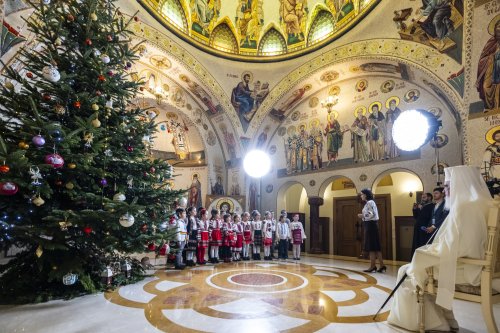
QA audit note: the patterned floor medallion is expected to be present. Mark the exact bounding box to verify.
[105,263,392,332]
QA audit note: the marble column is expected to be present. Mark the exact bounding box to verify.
[308,196,324,254]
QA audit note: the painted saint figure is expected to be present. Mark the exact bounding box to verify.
[367,103,386,161]
[279,0,307,42]
[309,120,323,169]
[324,111,345,165]
[483,127,500,179]
[385,98,402,159]
[212,176,224,195]
[417,0,453,49]
[351,108,370,163]
[476,16,500,111]
[297,124,310,171]
[234,73,254,115]
[188,174,203,208]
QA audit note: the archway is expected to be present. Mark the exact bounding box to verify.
[373,169,424,261]
[276,181,309,252]
[318,176,358,255]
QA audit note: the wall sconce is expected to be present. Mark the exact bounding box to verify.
[409,191,413,197]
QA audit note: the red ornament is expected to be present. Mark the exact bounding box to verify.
[143,171,148,177]
[126,145,133,152]
[73,101,81,108]
[26,72,33,79]
[147,243,156,251]
[85,38,92,46]
[67,14,75,22]
[159,244,169,256]
[0,182,18,195]
[42,94,51,101]
[0,165,10,173]
[95,90,102,96]
[98,75,106,82]
[107,35,113,42]
[150,167,156,173]
[107,71,113,76]
[83,226,92,235]
[45,153,65,168]
[55,179,63,186]
[141,224,148,232]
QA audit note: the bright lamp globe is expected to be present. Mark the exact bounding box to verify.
[243,150,271,178]
[392,110,430,151]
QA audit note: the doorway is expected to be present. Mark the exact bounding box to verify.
[334,194,392,259]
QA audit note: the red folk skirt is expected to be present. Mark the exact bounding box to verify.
[210,229,222,246]
[233,233,243,252]
[263,237,273,246]
[223,230,235,247]
[292,229,303,245]
[199,230,209,248]
[243,230,252,244]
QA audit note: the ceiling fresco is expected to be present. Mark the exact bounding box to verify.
[138,0,380,61]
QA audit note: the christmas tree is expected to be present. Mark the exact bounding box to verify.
[0,0,183,303]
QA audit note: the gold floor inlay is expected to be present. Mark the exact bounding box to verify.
[105,262,391,332]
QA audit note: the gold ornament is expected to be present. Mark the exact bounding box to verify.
[35,245,43,257]
[4,81,14,90]
[65,182,74,190]
[59,221,72,231]
[68,163,76,169]
[54,104,66,115]
[91,118,101,128]
[33,195,45,206]
[90,13,98,21]
[91,104,99,111]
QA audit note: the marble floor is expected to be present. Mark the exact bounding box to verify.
[0,256,498,333]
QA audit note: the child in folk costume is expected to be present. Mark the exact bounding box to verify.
[232,214,243,261]
[197,208,210,265]
[251,210,263,260]
[276,215,291,260]
[270,211,277,259]
[170,208,188,270]
[290,213,306,260]
[209,209,222,263]
[221,214,234,263]
[185,207,198,266]
[241,212,252,260]
[262,211,274,260]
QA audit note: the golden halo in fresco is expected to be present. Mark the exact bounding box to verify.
[486,125,500,144]
[166,112,178,120]
[298,122,307,131]
[329,85,341,96]
[354,106,366,118]
[309,96,319,108]
[309,118,320,128]
[320,71,339,83]
[216,199,234,213]
[380,80,395,93]
[428,107,442,118]
[385,96,400,108]
[355,79,368,92]
[327,111,339,122]
[488,14,500,35]
[368,101,382,113]
[105,263,392,332]
[287,125,297,136]
[304,84,313,91]
[349,65,361,73]
[241,71,253,83]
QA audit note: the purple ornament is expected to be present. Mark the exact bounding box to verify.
[100,178,108,186]
[32,135,46,147]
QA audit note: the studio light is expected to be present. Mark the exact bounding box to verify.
[243,150,271,178]
[392,109,441,151]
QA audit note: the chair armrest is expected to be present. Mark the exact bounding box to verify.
[457,257,488,266]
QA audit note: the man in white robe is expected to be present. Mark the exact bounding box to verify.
[388,166,493,331]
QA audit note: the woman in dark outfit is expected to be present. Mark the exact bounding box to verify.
[358,188,386,273]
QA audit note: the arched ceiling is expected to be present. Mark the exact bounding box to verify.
[138,0,380,62]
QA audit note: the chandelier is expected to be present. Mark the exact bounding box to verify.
[321,94,338,112]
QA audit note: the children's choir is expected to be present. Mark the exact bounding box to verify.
[169,208,306,269]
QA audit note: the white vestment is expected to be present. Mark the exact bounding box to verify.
[388,166,492,331]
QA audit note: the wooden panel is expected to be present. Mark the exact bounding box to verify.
[319,217,330,253]
[334,197,362,257]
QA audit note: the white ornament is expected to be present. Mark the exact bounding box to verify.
[119,213,134,227]
[105,100,113,108]
[93,49,101,57]
[42,0,51,5]
[42,66,60,83]
[62,273,78,285]
[100,54,110,64]
[113,193,126,202]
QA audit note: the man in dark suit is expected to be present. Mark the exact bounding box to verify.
[424,187,449,242]
[411,192,434,256]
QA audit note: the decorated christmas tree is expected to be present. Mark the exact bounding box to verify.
[0,0,183,303]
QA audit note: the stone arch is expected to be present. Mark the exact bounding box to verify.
[248,39,464,137]
[318,174,358,198]
[276,181,309,213]
[371,167,424,192]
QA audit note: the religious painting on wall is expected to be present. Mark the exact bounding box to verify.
[190,0,221,38]
[211,175,225,195]
[236,0,264,53]
[279,0,308,48]
[179,74,222,116]
[230,71,270,130]
[206,196,245,215]
[392,0,463,58]
[270,84,312,121]
[324,111,348,165]
[188,173,203,208]
[219,122,237,160]
[483,125,500,179]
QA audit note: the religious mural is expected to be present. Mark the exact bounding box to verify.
[188,173,203,208]
[190,0,221,38]
[236,0,264,52]
[392,0,463,58]
[230,71,270,130]
[279,0,308,47]
[178,74,222,116]
[483,125,500,179]
[270,84,312,121]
